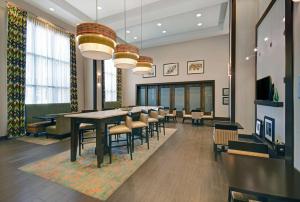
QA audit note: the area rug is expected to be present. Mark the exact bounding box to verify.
[19,128,177,201]
[17,135,70,146]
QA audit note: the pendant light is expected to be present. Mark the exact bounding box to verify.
[132,0,153,74]
[114,0,140,69]
[76,0,117,60]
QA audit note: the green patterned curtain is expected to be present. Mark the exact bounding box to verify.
[7,5,27,137]
[70,34,78,112]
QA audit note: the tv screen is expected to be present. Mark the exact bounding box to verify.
[256,76,272,100]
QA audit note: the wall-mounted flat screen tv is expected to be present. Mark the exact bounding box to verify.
[256,76,272,100]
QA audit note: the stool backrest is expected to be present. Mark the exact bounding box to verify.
[140,113,148,124]
[125,116,133,129]
[191,111,203,119]
[150,110,159,119]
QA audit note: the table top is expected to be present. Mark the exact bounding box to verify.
[222,154,300,200]
[213,121,244,129]
[65,106,160,120]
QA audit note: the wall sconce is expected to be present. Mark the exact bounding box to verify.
[97,73,101,87]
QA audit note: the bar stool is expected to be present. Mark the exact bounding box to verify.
[131,113,149,152]
[158,108,166,136]
[166,108,177,122]
[148,110,160,140]
[108,116,133,164]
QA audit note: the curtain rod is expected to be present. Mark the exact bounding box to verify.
[4,0,74,35]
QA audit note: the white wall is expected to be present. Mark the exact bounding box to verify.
[258,0,272,18]
[122,35,230,118]
[235,0,259,134]
[0,0,85,136]
[0,2,7,137]
[294,2,300,171]
[256,0,285,143]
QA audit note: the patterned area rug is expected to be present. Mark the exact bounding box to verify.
[19,128,177,201]
[17,135,70,145]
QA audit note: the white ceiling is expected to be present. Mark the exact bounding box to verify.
[23,0,229,48]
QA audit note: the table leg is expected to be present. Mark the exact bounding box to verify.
[71,118,79,162]
[96,121,105,168]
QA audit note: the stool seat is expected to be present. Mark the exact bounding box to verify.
[109,125,131,134]
[148,118,159,123]
[80,123,95,130]
[132,121,147,128]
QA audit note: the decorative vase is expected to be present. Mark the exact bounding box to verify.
[273,87,279,102]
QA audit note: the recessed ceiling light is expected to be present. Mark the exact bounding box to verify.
[264,37,269,42]
[97,6,102,10]
[282,17,285,22]
[197,22,203,27]
[157,23,162,27]
[134,36,138,40]
[254,48,258,52]
[245,56,250,61]
[49,8,55,12]
[126,30,130,34]
[162,30,167,34]
[196,13,202,18]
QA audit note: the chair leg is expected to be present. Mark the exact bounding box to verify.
[109,135,112,164]
[146,127,149,149]
[126,134,129,154]
[79,132,82,156]
[163,122,165,136]
[129,133,133,160]
[156,122,159,140]
[214,143,217,161]
[182,118,185,123]
[131,131,135,152]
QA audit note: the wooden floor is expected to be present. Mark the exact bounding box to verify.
[0,121,228,202]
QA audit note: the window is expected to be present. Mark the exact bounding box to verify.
[25,17,70,104]
[104,59,117,102]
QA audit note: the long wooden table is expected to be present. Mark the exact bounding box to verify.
[65,106,160,168]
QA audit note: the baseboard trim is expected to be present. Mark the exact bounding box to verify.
[0,135,9,141]
[214,117,230,121]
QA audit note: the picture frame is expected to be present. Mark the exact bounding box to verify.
[222,97,229,105]
[255,119,263,137]
[264,116,275,143]
[222,88,229,96]
[187,60,204,74]
[163,63,179,76]
[143,65,156,78]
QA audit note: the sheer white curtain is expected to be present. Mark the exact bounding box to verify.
[25,16,70,104]
[104,59,117,102]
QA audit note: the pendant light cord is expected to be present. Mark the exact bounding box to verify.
[140,0,143,49]
[96,0,98,23]
[124,0,127,42]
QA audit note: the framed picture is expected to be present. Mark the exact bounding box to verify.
[264,116,275,143]
[222,88,229,96]
[255,119,263,137]
[163,63,179,76]
[187,60,204,74]
[222,97,229,105]
[143,65,156,78]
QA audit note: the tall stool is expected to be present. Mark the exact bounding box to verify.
[108,116,133,164]
[131,113,149,152]
[166,108,177,122]
[158,108,166,136]
[148,110,160,140]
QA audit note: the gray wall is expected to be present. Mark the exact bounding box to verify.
[122,35,230,118]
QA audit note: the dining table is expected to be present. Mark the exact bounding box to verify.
[65,106,161,168]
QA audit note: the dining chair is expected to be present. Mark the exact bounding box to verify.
[165,108,177,122]
[191,110,204,125]
[182,108,192,123]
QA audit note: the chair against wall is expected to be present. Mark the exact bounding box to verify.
[165,108,177,122]
[108,116,133,163]
[213,124,238,159]
[45,115,71,138]
[191,110,204,125]
[182,108,192,123]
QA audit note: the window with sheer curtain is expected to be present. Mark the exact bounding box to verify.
[25,16,70,104]
[104,59,117,102]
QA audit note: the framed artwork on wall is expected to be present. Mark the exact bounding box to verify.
[264,116,275,143]
[143,65,156,78]
[187,60,204,74]
[222,88,229,96]
[222,97,229,105]
[163,63,179,76]
[255,119,263,137]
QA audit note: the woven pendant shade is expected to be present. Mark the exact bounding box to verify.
[76,22,117,60]
[132,56,153,74]
[114,44,139,69]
